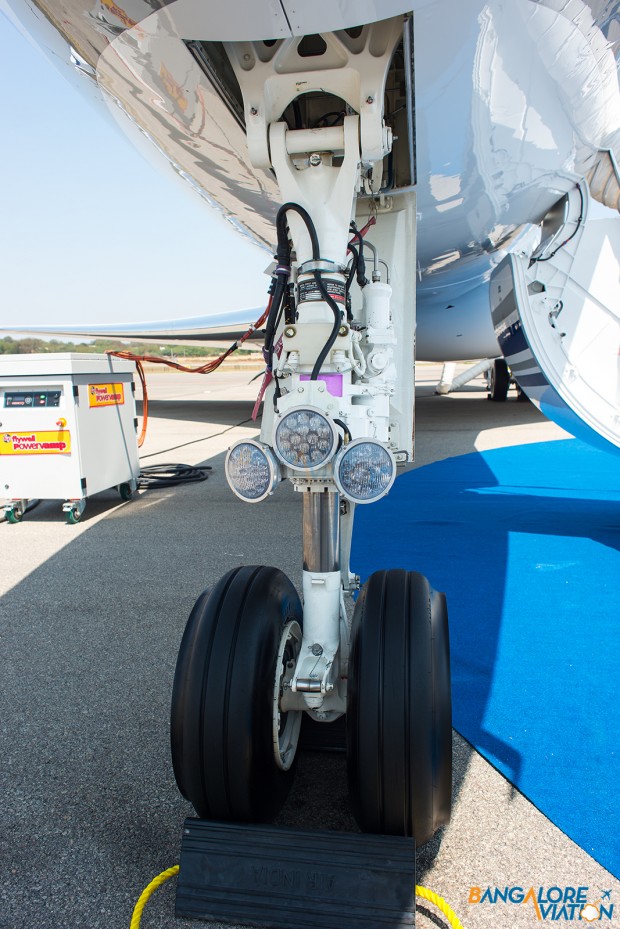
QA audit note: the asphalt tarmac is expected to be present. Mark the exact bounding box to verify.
[1,363,618,929]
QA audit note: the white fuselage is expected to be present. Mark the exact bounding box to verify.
[2,0,619,359]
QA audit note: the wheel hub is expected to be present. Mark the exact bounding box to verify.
[272,620,303,771]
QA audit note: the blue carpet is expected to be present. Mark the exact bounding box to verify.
[352,439,620,876]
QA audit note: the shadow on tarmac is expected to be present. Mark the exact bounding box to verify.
[0,389,561,928]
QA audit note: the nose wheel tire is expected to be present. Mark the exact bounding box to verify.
[170,565,303,823]
[346,569,452,845]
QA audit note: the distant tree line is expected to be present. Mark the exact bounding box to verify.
[0,336,227,357]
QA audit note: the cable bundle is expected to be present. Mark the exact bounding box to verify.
[137,463,211,490]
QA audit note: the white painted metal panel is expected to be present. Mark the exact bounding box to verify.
[491,192,620,454]
[0,354,140,501]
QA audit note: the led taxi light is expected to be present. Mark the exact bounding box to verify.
[273,407,339,472]
[333,439,396,503]
[225,440,280,502]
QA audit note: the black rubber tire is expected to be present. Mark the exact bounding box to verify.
[119,482,133,501]
[487,357,510,401]
[170,565,302,822]
[347,569,452,845]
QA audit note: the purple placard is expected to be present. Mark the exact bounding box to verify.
[299,374,343,397]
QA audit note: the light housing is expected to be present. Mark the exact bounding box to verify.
[333,439,396,504]
[225,440,280,502]
[273,407,339,472]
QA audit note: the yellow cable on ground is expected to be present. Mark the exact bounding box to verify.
[130,865,179,929]
[416,884,465,929]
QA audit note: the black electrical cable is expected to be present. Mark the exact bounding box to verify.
[347,244,359,291]
[276,202,320,260]
[533,185,584,263]
[313,110,346,128]
[273,372,282,409]
[263,272,287,362]
[334,418,352,441]
[310,269,343,381]
[270,296,286,406]
[284,283,295,324]
[263,201,320,368]
[137,463,211,490]
[263,201,315,365]
[349,222,369,287]
[275,202,343,382]
[345,246,359,321]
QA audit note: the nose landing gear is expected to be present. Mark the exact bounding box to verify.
[170,12,452,852]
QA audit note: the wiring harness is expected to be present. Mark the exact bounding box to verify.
[263,200,344,385]
[106,202,380,444]
[259,203,378,412]
[106,304,269,447]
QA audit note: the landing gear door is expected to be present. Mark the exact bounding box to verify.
[490,184,620,455]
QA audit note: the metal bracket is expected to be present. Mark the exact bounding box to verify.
[224,18,403,172]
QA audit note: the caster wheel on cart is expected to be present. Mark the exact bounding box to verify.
[5,506,23,524]
[65,507,82,525]
[171,565,303,822]
[119,482,133,501]
[347,569,452,845]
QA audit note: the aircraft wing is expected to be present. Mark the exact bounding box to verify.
[1,308,265,347]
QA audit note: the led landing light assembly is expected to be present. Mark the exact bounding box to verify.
[273,407,339,471]
[225,440,280,502]
[333,438,396,503]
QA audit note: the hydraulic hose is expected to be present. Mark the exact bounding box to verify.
[346,244,359,291]
[274,202,343,381]
[310,270,343,381]
[276,202,320,261]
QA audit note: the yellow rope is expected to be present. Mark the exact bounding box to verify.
[129,865,179,929]
[416,884,465,929]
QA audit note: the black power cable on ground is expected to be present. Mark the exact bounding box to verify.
[135,415,257,491]
[137,463,211,490]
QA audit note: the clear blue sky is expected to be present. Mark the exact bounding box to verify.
[0,13,270,329]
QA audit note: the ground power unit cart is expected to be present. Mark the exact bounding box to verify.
[0,353,140,523]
